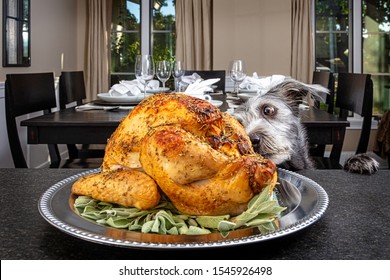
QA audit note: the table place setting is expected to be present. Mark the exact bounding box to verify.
[237,73,286,100]
[75,103,135,111]
[180,72,221,94]
[108,79,165,95]
[97,92,152,104]
[225,72,287,110]
[239,73,285,93]
[179,75,223,107]
[225,92,243,109]
[97,79,169,105]
[184,78,221,95]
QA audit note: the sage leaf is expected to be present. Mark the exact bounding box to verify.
[258,222,277,234]
[141,220,155,233]
[186,226,211,235]
[245,217,275,227]
[74,182,286,237]
[196,215,230,229]
[217,220,236,232]
[106,217,131,228]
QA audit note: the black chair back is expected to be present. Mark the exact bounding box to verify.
[59,71,86,109]
[335,73,373,154]
[310,72,373,169]
[5,72,59,168]
[312,71,335,113]
[58,71,104,166]
[184,70,226,92]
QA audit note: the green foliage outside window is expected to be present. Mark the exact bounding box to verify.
[315,0,390,114]
[110,0,176,86]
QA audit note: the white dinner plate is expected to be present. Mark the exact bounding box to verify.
[237,93,258,101]
[146,87,170,93]
[239,88,259,93]
[210,100,223,107]
[38,168,328,250]
[97,93,152,104]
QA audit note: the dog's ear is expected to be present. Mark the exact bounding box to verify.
[268,79,329,114]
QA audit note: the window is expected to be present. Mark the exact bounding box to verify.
[363,0,390,115]
[2,0,30,67]
[152,0,176,61]
[315,0,390,115]
[110,0,176,85]
[315,0,350,73]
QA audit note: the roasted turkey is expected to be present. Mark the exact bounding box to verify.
[72,169,160,209]
[72,93,277,216]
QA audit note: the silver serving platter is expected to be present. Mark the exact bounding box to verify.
[38,168,328,249]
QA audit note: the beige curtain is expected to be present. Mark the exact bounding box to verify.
[176,0,212,70]
[291,0,314,83]
[85,0,112,101]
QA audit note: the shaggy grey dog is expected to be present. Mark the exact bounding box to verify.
[233,79,324,171]
[233,78,379,174]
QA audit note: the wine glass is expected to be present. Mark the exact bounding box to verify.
[172,60,185,92]
[156,60,171,90]
[135,55,155,97]
[228,60,246,94]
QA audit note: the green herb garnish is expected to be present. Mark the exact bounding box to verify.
[74,185,286,237]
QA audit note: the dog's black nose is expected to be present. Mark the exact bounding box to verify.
[250,134,260,146]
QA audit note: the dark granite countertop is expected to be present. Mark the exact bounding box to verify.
[0,168,389,260]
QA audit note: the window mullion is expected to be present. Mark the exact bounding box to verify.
[141,0,151,55]
[352,0,362,73]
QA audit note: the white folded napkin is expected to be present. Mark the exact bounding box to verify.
[181,73,202,85]
[109,80,140,96]
[109,79,159,96]
[144,79,159,89]
[239,73,286,95]
[184,78,220,95]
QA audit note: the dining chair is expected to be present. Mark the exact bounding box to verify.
[59,71,87,109]
[310,71,336,157]
[311,72,373,169]
[184,70,226,93]
[5,72,61,168]
[59,71,104,168]
[312,71,335,114]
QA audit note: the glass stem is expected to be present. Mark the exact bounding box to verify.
[174,78,179,92]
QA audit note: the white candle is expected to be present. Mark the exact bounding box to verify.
[61,53,64,70]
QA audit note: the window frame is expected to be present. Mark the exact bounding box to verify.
[314,0,390,115]
[110,0,175,85]
[2,0,31,67]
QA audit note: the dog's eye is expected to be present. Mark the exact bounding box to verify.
[262,106,276,116]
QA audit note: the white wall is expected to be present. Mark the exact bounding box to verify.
[213,0,291,76]
[0,0,86,167]
[0,83,13,167]
[0,0,86,81]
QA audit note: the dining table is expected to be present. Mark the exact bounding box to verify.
[0,167,389,260]
[20,93,350,167]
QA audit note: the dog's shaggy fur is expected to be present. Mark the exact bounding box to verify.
[343,153,379,174]
[233,78,379,174]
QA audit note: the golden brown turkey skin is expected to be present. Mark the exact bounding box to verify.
[102,93,253,171]
[71,169,160,209]
[140,125,277,216]
[73,93,277,215]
